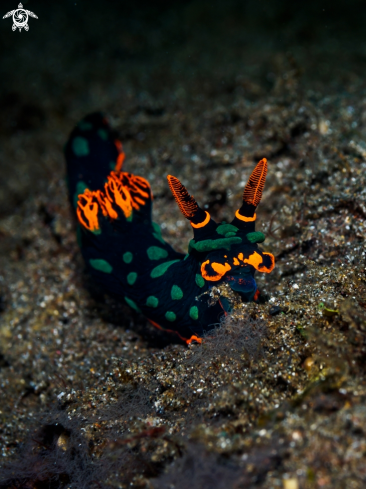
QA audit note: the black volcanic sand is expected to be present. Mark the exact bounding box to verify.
[1,1,366,488]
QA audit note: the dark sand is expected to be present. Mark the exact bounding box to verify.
[1,1,366,487]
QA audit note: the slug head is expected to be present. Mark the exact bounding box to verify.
[167,158,275,302]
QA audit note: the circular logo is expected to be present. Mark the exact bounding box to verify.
[3,3,38,32]
[13,8,28,29]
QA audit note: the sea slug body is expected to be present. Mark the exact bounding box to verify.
[65,113,275,343]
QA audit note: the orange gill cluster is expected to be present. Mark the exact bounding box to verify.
[76,171,151,232]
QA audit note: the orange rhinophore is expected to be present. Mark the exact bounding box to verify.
[190,210,210,228]
[201,260,232,281]
[167,175,198,219]
[242,158,267,207]
[235,210,257,222]
[77,189,100,231]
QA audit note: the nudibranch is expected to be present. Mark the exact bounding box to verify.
[65,113,275,344]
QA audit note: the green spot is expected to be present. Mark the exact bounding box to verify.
[184,254,190,260]
[109,161,116,170]
[91,228,102,235]
[171,285,183,300]
[151,260,180,278]
[98,128,108,140]
[189,237,242,253]
[89,259,112,273]
[152,223,166,244]
[72,136,89,157]
[189,306,199,320]
[146,296,159,308]
[123,252,133,264]
[152,222,162,235]
[127,272,137,285]
[225,232,237,237]
[147,246,168,260]
[124,296,141,313]
[73,180,88,208]
[246,232,266,243]
[165,311,176,322]
[78,121,92,131]
[76,180,88,194]
[153,232,166,244]
[195,274,205,288]
[216,224,239,236]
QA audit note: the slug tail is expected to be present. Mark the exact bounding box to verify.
[65,112,125,208]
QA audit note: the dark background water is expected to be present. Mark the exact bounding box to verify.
[1,0,365,216]
[1,0,366,111]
